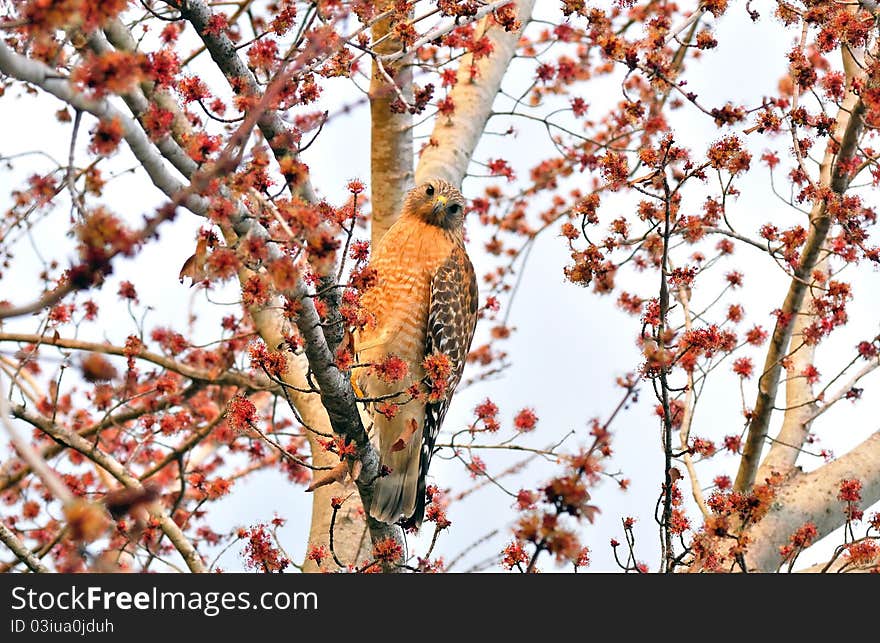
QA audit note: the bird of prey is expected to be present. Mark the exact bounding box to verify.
[355,178,478,528]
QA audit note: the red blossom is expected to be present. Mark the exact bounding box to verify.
[47,303,73,325]
[516,489,538,510]
[746,325,769,346]
[732,357,753,379]
[690,437,716,457]
[185,132,221,163]
[513,408,538,432]
[501,541,529,570]
[670,509,690,534]
[142,104,174,141]
[475,398,498,420]
[436,95,455,116]
[247,38,279,73]
[226,395,257,432]
[372,537,403,564]
[349,240,370,264]
[574,547,591,568]
[801,364,820,385]
[779,521,818,561]
[154,374,178,395]
[761,151,780,169]
[244,525,290,572]
[467,455,487,478]
[487,158,516,181]
[117,281,138,301]
[375,402,398,419]
[838,478,862,504]
[204,13,229,37]
[371,354,408,383]
[89,118,124,156]
[425,504,451,530]
[723,435,742,453]
[845,540,878,565]
[725,271,744,288]
[250,342,288,378]
[178,76,211,103]
[857,341,878,359]
[306,545,328,567]
[146,49,180,87]
[72,51,146,97]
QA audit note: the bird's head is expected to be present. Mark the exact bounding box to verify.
[403,179,466,231]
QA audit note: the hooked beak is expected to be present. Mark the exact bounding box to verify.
[431,195,448,218]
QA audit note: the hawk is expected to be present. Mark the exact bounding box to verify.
[355,179,478,528]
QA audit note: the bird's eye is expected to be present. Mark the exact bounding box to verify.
[448,203,460,214]
[426,184,435,196]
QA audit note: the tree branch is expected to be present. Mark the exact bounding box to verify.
[177,0,316,202]
[415,0,536,186]
[0,522,49,573]
[756,255,828,480]
[243,294,375,569]
[743,430,880,571]
[0,332,268,390]
[1,388,187,493]
[0,382,75,506]
[734,42,867,491]
[381,0,518,65]
[0,41,209,217]
[56,22,397,562]
[806,354,880,423]
[12,404,207,573]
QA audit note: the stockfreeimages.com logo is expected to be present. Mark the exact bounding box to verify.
[10,586,318,617]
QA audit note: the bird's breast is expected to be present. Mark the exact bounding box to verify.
[356,218,456,364]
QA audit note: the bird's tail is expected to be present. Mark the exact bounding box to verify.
[369,427,424,527]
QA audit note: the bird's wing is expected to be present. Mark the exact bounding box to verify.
[423,245,479,466]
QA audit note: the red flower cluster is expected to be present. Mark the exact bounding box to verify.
[513,408,538,432]
[72,51,146,97]
[501,541,529,570]
[778,522,818,562]
[838,478,863,522]
[373,354,409,383]
[732,357,753,379]
[240,525,287,574]
[473,398,500,432]
[250,342,288,379]
[306,545,328,568]
[371,537,403,565]
[226,395,257,432]
[89,118,124,156]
